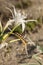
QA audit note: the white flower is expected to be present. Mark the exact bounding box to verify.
[0,42,8,49]
[6,6,37,32]
[13,7,37,32]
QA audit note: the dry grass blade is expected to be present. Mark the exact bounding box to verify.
[9,39,20,43]
[33,55,42,65]
[14,33,36,56]
[12,32,29,55]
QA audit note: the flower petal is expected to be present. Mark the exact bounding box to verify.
[0,42,8,49]
[4,19,15,31]
[5,7,14,18]
[25,20,37,23]
[22,23,25,32]
[14,7,17,16]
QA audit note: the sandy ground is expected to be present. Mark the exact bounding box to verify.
[0,0,43,65]
[0,25,43,65]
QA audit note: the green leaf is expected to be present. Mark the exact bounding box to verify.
[14,25,22,33]
[0,35,3,43]
[26,22,36,31]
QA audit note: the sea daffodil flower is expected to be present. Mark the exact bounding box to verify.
[6,6,37,32]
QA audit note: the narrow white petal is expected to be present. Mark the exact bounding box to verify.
[25,20,37,23]
[14,7,17,16]
[22,23,25,32]
[4,19,15,31]
[5,7,14,18]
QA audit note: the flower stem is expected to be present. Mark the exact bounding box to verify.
[10,24,20,34]
[3,24,20,41]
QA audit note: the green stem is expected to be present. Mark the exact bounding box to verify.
[10,24,20,34]
[3,24,20,40]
